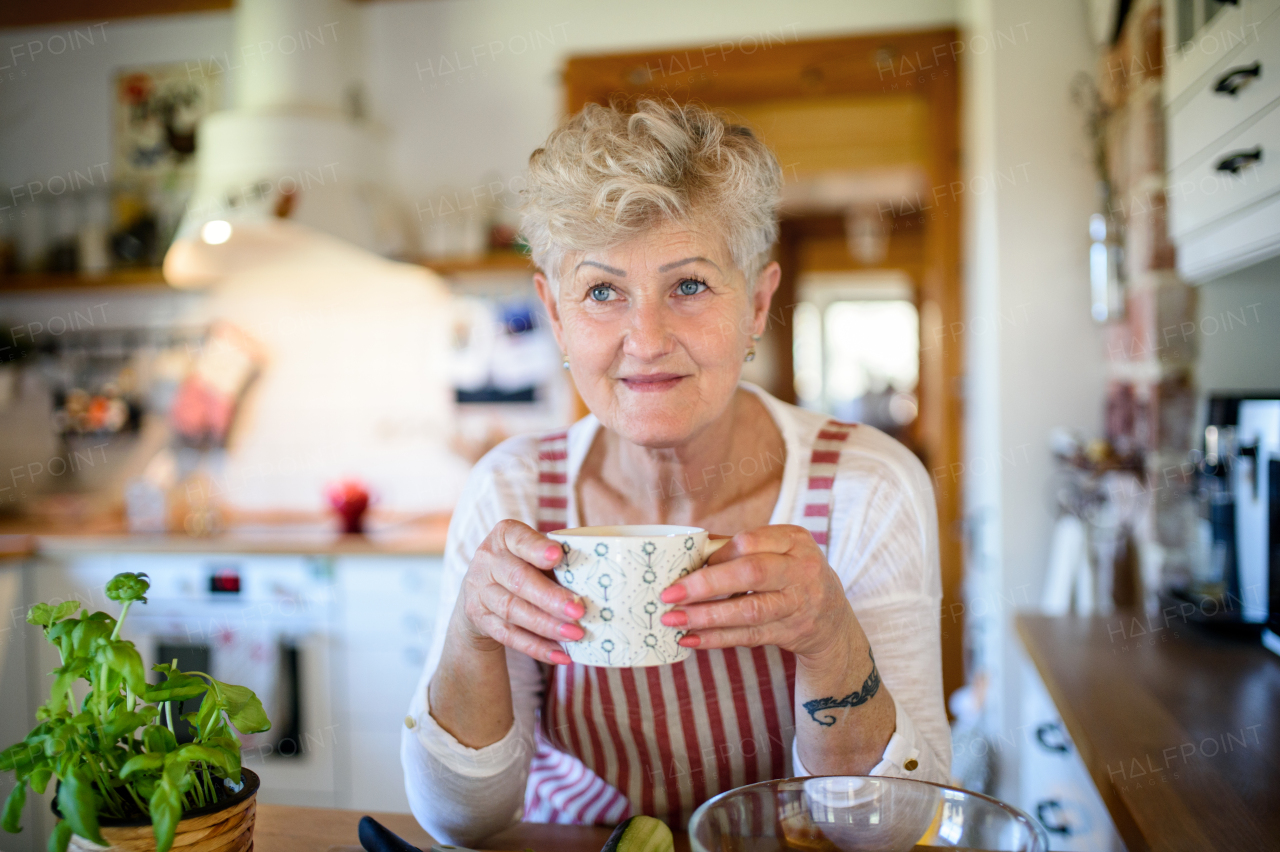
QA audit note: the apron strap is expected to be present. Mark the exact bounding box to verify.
[536,430,569,532]
[796,420,856,553]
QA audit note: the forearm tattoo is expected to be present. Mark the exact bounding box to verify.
[802,650,881,727]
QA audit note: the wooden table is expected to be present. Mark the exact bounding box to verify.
[1017,612,1280,852]
[254,805,689,852]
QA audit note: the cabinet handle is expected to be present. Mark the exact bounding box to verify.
[1036,800,1073,836]
[1215,147,1263,174]
[1035,722,1070,753]
[1214,61,1261,96]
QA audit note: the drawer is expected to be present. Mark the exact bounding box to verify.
[1169,9,1280,170]
[1175,185,1280,279]
[1166,0,1252,104]
[1168,98,1280,239]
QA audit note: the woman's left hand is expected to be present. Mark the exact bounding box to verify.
[659,524,859,662]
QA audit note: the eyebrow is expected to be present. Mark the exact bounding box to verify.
[575,260,626,276]
[658,256,720,272]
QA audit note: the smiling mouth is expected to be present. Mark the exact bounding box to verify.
[619,373,686,392]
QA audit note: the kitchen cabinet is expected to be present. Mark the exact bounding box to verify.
[1012,652,1127,851]
[1164,0,1280,280]
[333,556,444,813]
[1018,613,1280,850]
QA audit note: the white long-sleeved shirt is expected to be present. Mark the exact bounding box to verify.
[402,384,951,846]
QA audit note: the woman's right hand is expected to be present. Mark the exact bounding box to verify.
[452,519,585,665]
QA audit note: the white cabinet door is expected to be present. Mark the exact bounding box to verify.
[1014,653,1128,851]
[334,556,444,813]
[0,561,36,852]
[1168,9,1280,170]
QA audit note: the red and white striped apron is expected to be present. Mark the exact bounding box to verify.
[524,421,855,828]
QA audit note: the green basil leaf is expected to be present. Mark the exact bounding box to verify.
[52,601,81,623]
[70,619,113,661]
[26,604,52,627]
[120,752,165,779]
[103,641,148,694]
[1,780,26,833]
[105,572,150,604]
[150,769,184,852]
[143,725,177,755]
[57,768,105,846]
[102,710,149,743]
[203,736,242,783]
[29,767,52,795]
[193,693,219,739]
[209,680,271,734]
[174,743,236,778]
[142,673,207,704]
[48,819,72,852]
[49,659,91,705]
[0,741,39,773]
[45,620,77,660]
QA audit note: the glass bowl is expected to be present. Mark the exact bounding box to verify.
[688,776,1049,852]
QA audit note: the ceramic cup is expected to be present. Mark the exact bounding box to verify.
[548,525,729,667]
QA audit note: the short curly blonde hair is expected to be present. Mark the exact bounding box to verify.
[520,99,782,288]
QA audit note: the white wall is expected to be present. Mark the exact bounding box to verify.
[0,13,235,190]
[959,0,1106,798]
[364,0,956,206]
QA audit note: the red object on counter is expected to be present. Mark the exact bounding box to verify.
[326,480,371,535]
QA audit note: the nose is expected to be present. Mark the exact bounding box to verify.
[622,296,673,362]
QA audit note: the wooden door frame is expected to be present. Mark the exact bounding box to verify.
[563,29,966,705]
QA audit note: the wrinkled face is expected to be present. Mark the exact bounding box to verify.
[535,218,780,448]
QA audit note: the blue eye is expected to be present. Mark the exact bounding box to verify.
[676,279,707,296]
[590,285,615,302]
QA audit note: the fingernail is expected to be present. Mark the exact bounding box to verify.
[559,623,585,640]
[660,584,687,604]
[544,545,563,563]
[564,599,585,619]
[550,650,573,665]
[661,610,687,627]
[678,634,700,648]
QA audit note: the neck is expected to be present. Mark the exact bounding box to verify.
[597,389,784,521]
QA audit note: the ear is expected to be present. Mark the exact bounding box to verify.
[750,261,782,337]
[534,272,566,352]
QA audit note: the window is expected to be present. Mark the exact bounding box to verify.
[794,272,919,436]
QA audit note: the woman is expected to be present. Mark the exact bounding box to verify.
[402,100,950,845]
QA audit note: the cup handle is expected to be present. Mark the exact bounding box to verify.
[703,537,731,563]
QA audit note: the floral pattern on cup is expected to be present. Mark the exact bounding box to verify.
[549,525,726,668]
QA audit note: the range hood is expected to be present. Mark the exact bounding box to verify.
[166,0,409,285]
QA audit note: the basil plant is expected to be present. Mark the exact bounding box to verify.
[0,573,271,852]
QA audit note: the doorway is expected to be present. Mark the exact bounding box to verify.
[563,30,966,706]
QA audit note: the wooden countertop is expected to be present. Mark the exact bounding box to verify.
[254,804,673,852]
[0,512,450,557]
[1017,612,1280,852]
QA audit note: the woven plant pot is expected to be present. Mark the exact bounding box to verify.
[57,769,259,852]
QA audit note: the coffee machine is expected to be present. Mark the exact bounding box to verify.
[1202,394,1280,653]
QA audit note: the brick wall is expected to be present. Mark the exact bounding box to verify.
[1100,0,1199,582]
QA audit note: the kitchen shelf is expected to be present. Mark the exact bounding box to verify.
[0,269,170,294]
[417,250,533,276]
